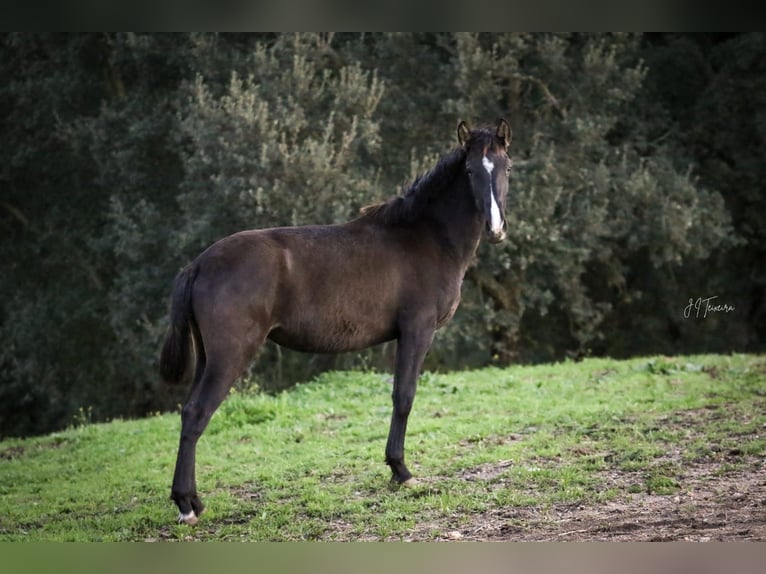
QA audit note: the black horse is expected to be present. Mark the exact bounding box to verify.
[160,118,513,525]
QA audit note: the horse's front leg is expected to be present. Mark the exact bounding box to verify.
[385,325,434,485]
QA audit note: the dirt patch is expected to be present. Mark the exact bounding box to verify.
[460,459,515,482]
[448,460,766,541]
[313,459,765,542]
[0,437,68,461]
[354,405,766,541]
[0,445,26,460]
[423,407,766,541]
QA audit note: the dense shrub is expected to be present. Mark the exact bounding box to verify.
[1,33,760,437]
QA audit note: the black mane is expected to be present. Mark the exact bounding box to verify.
[359,147,466,225]
[359,128,500,226]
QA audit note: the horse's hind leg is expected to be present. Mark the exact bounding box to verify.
[170,347,208,524]
[171,322,265,525]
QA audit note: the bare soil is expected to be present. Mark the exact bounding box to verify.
[407,406,766,542]
[319,459,766,542]
[443,459,766,541]
[378,406,766,542]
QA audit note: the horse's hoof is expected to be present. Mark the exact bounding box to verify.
[177,510,199,526]
[390,476,419,488]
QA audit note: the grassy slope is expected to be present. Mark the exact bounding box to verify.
[0,354,764,541]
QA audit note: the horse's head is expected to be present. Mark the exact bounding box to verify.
[457,118,512,244]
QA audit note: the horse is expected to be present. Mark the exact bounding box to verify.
[160,118,513,525]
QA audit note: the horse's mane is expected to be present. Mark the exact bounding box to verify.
[358,128,500,226]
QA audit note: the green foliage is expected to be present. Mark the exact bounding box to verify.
[0,33,760,437]
[174,38,383,245]
[444,33,737,362]
[168,33,385,387]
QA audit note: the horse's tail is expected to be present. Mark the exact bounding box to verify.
[160,265,199,385]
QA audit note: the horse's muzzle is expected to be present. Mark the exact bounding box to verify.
[485,223,507,244]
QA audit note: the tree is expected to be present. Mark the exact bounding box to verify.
[104,33,386,398]
[0,34,117,436]
[442,33,735,362]
[0,33,755,438]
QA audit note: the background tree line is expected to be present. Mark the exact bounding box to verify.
[1,33,763,438]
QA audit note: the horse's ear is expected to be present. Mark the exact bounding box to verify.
[457,121,471,148]
[495,118,512,148]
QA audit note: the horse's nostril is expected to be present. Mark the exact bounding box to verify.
[485,223,506,244]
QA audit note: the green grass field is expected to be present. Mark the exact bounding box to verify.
[1,354,764,541]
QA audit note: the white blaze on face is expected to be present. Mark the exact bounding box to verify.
[482,155,503,234]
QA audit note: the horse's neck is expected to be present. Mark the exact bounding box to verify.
[430,177,484,269]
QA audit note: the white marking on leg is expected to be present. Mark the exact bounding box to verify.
[178,510,198,525]
[483,155,503,234]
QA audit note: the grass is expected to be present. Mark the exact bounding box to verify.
[1,354,764,541]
